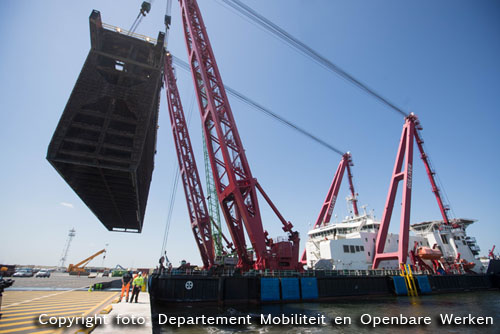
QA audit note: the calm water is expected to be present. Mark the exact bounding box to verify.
[156,291,499,333]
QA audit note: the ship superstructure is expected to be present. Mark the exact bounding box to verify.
[305,209,425,270]
[305,209,485,273]
[411,218,483,270]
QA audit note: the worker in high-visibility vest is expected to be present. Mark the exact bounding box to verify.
[141,274,148,292]
[130,272,144,303]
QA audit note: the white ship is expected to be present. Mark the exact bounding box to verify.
[305,207,485,273]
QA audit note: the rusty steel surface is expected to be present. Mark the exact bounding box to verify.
[47,10,165,232]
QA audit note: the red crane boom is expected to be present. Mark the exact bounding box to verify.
[300,152,359,265]
[178,0,299,270]
[414,127,451,225]
[163,52,215,269]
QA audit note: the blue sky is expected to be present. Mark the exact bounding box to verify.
[1,0,499,268]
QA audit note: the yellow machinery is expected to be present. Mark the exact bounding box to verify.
[68,249,106,274]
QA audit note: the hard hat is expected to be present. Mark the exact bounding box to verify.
[138,271,142,275]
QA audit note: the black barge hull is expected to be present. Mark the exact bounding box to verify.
[149,272,497,306]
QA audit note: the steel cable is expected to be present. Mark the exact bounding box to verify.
[160,89,196,256]
[171,55,346,156]
[216,0,408,118]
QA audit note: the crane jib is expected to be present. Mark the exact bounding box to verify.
[178,0,300,271]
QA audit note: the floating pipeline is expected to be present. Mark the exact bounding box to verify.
[149,262,499,307]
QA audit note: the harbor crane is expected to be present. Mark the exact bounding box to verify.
[177,0,300,270]
[135,1,457,273]
[163,51,215,268]
[373,114,453,268]
[300,152,359,265]
[163,52,237,268]
[67,249,106,274]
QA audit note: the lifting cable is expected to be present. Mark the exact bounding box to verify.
[128,1,345,156]
[216,0,408,118]
[164,0,173,44]
[171,55,346,156]
[418,139,455,219]
[129,12,143,34]
[216,1,457,216]
[129,0,156,34]
[159,167,180,256]
[160,90,196,257]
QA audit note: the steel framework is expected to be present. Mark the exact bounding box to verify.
[373,114,451,268]
[203,136,224,256]
[47,11,164,232]
[300,152,359,264]
[59,228,76,268]
[314,153,359,226]
[489,245,496,259]
[179,0,299,270]
[164,53,215,268]
[414,126,451,225]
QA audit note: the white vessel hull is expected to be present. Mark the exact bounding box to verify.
[305,214,485,273]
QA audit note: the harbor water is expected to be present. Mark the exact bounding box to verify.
[156,291,499,333]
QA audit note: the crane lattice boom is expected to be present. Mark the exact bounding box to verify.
[164,53,215,268]
[178,0,300,270]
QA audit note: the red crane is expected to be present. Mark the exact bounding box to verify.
[373,113,452,268]
[163,52,215,269]
[178,0,299,270]
[300,152,359,265]
[489,245,496,259]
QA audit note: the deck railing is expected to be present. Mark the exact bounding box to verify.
[155,268,427,277]
[101,23,157,44]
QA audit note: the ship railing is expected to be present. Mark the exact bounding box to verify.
[101,23,158,44]
[159,268,419,277]
[312,269,403,276]
[168,269,210,276]
[247,270,304,277]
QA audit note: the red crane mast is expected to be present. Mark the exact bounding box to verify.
[178,0,299,270]
[300,152,359,265]
[163,52,215,269]
[373,113,452,268]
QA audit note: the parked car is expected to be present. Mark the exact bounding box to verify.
[13,268,34,277]
[35,270,51,278]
